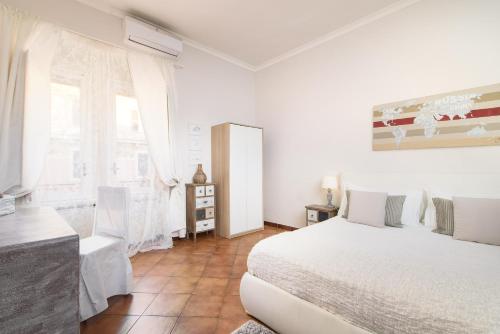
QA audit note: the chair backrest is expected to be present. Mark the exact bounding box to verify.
[93,186,130,242]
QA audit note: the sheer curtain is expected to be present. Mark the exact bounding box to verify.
[0,4,36,193]
[31,30,182,255]
[22,23,61,194]
[128,52,185,241]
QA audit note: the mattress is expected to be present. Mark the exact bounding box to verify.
[247,218,500,334]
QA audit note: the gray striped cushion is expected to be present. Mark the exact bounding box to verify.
[385,195,406,227]
[342,190,405,227]
[432,198,454,236]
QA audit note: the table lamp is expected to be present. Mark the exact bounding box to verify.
[322,175,338,208]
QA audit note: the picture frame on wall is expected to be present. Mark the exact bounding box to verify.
[372,83,500,151]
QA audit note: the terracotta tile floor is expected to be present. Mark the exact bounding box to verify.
[80,225,286,334]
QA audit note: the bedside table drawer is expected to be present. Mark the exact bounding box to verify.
[195,186,205,197]
[307,209,318,222]
[196,196,214,208]
[205,185,215,196]
[196,219,215,232]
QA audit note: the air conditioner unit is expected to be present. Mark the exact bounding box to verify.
[123,16,183,58]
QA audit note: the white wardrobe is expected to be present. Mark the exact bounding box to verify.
[211,123,263,238]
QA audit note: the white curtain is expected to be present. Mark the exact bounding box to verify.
[29,31,181,255]
[127,52,186,237]
[22,23,61,194]
[0,4,36,193]
[1,7,184,255]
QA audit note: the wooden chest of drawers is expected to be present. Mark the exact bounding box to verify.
[186,183,216,241]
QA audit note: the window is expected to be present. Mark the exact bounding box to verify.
[72,150,82,179]
[38,87,154,206]
[116,95,143,140]
[31,31,171,248]
[37,83,85,205]
[137,152,149,178]
[114,95,150,189]
[50,83,80,138]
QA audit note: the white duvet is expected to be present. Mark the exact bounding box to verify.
[247,218,500,334]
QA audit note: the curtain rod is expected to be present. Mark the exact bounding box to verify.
[55,25,185,70]
[5,2,185,69]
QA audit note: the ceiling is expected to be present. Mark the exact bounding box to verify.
[77,0,408,69]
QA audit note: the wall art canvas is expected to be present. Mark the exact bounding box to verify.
[372,83,500,150]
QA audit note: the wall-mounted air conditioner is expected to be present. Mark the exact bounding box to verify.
[123,16,183,58]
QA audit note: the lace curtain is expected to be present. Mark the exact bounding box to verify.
[0,4,36,193]
[32,30,182,255]
[127,51,186,238]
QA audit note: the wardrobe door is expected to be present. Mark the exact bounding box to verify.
[245,127,263,231]
[229,124,248,235]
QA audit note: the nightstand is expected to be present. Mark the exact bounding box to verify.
[305,204,337,226]
[186,183,216,241]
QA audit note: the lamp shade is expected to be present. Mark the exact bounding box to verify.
[321,176,338,190]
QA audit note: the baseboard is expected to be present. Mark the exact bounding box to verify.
[174,223,296,241]
[264,221,298,231]
[224,227,264,239]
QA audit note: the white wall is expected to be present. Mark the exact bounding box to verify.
[3,0,256,184]
[256,0,500,228]
[175,46,255,182]
[6,0,500,231]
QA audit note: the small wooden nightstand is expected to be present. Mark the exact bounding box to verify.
[305,204,337,226]
[186,183,216,241]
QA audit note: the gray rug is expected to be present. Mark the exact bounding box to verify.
[232,320,276,334]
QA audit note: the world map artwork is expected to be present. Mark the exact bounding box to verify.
[372,84,500,150]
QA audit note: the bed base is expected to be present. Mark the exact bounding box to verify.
[240,272,371,334]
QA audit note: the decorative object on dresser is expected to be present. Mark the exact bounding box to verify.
[305,204,337,226]
[192,163,207,184]
[321,175,338,208]
[186,183,216,241]
[212,123,263,238]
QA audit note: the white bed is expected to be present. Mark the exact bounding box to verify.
[240,172,500,334]
[242,218,500,334]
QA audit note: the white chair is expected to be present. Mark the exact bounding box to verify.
[79,186,133,321]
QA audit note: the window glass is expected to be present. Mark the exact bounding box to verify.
[37,83,84,205]
[114,95,150,189]
[50,83,80,138]
[116,95,144,141]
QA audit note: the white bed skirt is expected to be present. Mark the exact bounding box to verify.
[240,272,371,334]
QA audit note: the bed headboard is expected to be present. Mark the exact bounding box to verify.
[339,172,500,196]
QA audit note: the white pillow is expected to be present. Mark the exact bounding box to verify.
[453,196,500,246]
[339,183,424,226]
[424,190,500,229]
[347,190,388,228]
[338,183,367,217]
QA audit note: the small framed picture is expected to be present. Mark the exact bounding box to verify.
[189,150,202,165]
[189,123,202,136]
[190,136,201,151]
